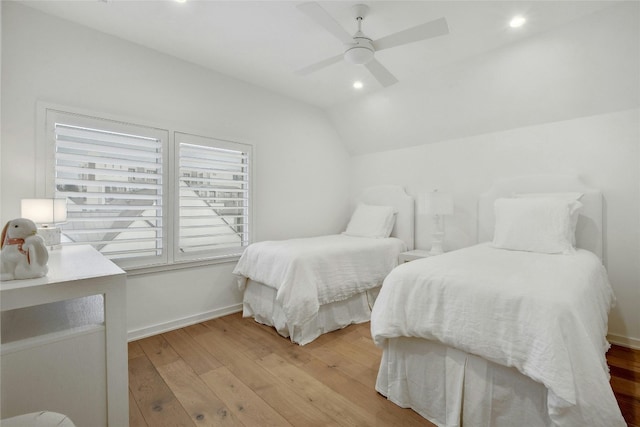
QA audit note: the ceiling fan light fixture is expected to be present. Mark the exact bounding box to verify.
[344,45,374,65]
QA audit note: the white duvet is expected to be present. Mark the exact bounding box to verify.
[234,234,406,327]
[371,243,625,427]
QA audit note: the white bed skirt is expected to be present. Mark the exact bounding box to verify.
[242,279,380,345]
[376,337,552,427]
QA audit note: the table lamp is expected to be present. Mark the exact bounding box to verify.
[21,198,67,247]
[420,190,453,255]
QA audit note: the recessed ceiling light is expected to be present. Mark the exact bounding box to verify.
[353,81,363,89]
[509,15,526,28]
[176,0,187,3]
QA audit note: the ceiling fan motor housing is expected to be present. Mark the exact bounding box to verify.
[344,37,374,65]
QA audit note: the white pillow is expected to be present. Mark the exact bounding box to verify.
[492,198,583,254]
[513,192,583,245]
[343,204,397,238]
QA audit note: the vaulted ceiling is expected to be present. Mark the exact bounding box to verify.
[20,1,617,108]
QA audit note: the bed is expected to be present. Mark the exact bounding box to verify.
[234,185,414,345]
[371,175,626,427]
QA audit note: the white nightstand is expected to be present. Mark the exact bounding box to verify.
[399,249,433,263]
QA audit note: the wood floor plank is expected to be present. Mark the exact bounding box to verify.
[302,357,433,426]
[611,375,640,402]
[155,358,243,426]
[608,345,640,426]
[201,367,293,427]
[343,333,384,359]
[183,322,211,337]
[202,317,273,360]
[129,341,145,360]
[608,346,640,374]
[306,343,379,388]
[329,335,382,370]
[339,324,375,344]
[128,355,195,427]
[138,334,181,367]
[609,345,640,362]
[129,389,148,427]
[222,314,313,367]
[344,321,372,335]
[163,328,223,375]
[614,393,639,427]
[256,352,379,427]
[301,323,358,350]
[212,315,279,360]
[191,329,340,427]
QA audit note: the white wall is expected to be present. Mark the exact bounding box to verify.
[0,3,351,338]
[345,3,640,346]
[350,109,640,346]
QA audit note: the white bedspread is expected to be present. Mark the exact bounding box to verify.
[371,243,624,427]
[234,234,406,327]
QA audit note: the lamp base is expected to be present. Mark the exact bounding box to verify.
[38,226,61,248]
[429,239,445,256]
[429,245,444,256]
[429,226,445,256]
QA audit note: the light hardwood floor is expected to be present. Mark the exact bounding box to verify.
[608,344,640,427]
[129,313,639,427]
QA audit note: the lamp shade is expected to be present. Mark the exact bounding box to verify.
[419,191,454,215]
[21,198,67,225]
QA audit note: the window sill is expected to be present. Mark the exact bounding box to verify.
[124,254,241,277]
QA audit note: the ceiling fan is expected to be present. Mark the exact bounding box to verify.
[296,2,449,87]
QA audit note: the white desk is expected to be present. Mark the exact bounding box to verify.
[1,245,128,427]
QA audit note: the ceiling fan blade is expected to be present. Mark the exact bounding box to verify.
[296,54,344,76]
[365,59,398,87]
[372,17,449,52]
[297,2,354,45]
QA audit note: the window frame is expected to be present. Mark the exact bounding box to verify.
[39,102,253,272]
[173,132,252,264]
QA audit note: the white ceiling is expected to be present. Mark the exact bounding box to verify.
[20,0,618,108]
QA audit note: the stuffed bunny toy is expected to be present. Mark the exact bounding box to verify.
[1,218,49,281]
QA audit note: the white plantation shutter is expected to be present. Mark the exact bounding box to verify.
[47,110,169,268]
[175,133,251,261]
[44,108,251,270]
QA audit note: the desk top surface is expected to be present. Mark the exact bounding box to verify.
[1,245,125,293]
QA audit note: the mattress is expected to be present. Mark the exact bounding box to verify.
[242,279,379,345]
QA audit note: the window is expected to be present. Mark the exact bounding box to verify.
[44,107,252,270]
[175,133,251,262]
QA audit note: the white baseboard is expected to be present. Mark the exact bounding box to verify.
[607,333,640,350]
[127,303,243,342]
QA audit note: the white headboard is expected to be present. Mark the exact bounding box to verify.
[478,175,603,259]
[356,185,414,250]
